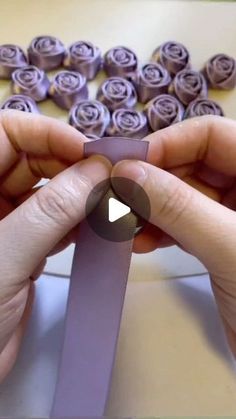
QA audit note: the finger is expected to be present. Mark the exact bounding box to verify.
[112,160,236,273]
[0,282,34,384]
[169,162,234,190]
[0,155,111,291]
[0,155,68,198]
[146,115,236,176]
[133,223,175,253]
[0,110,87,177]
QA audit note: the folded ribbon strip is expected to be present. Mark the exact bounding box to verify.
[50,137,149,418]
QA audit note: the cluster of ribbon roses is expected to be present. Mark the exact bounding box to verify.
[0,37,235,139]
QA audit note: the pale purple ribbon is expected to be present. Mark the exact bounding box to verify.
[0,44,28,79]
[103,46,138,78]
[11,65,50,102]
[96,77,137,111]
[64,41,102,81]
[69,99,110,137]
[50,137,149,418]
[106,108,149,139]
[151,41,190,76]
[170,69,208,106]
[28,35,66,71]
[49,70,88,110]
[144,93,184,131]
[203,53,236,90]
[185,98,224,118]
[0,94,39,113]
[133,62,171,103]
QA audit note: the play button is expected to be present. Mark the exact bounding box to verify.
[108,198,130,223]
[85,177,150,242]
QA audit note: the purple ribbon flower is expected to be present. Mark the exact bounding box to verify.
[144,93,184,131]
[69,99,110,137]
[0,44,27,79]
[185,98,224,118]
[96,77,137,111]
[28,35,66,71]
[0,94,39,113]
[49,70,88,110]
[152,41,190,76]
[170,69,208,106]
[64,41,102,80]
[11,65,50,102]
[104,46,138,78]
[203,53,236,90]
[133,62,171,103]
[106,108,148,139]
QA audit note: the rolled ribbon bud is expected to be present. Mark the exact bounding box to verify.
[185,98,224,118]
[144,94,184,131]
[0,44,27,79]
[49,70,88,110]
[96,77,137,111]
[152,41,190,76]
[170,69,208,106]
[0,94,39,113]
[12,65,50,102]
[106,108,148,139]
[203,53,236,90]
[133,62,171,103]
[103,46,138,78]
[69,99,110,137]
[64,41,102,80]
[28,35,66,71]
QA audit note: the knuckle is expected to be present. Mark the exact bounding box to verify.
[34,184,77,226]
[158,179,193,225]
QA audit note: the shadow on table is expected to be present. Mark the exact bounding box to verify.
[172,279,236,368]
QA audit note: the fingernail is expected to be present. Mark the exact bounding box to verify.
[75,154,112,187]
[113,160,147,185]
[111,160,147,201]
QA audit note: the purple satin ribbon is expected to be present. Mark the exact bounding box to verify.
[50,137,149,418]
[144,93,184,131]
[169,69,208,106]
[151,41,190,76]
[64,41,102,81]
[106,108,149,139]
[185,98,224,118]
[0,94,39,114]
[133,62,171,103]
[97,77,137,111]
[28,35,66,71]
[0,44,28,79]
[49,70,88,110]
[69,99,110,137]
[203,53,236,90]
[103,46,138,78]
[11,65,50,102]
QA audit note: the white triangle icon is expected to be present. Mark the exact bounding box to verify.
[108,197,131,223]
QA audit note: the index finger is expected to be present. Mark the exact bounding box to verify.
[0,110,87,176]
[146,115,236,176]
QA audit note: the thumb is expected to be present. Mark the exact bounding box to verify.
[112,160,236,274]
[0,155,111,292]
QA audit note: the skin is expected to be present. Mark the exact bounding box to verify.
[112,115,236,358]
[0,112,236,381]
[0,110,111,382]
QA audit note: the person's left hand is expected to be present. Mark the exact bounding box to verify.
[0,110,111,383]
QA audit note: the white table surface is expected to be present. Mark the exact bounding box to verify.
[0,273,236,417]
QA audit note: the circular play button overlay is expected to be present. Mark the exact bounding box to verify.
[86,177,150,242]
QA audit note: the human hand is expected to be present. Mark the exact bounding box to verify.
[112,116,236,356]
[0,110,111,382]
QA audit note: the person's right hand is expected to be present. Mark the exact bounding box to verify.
[112,116,236,357]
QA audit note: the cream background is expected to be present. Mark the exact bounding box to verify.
[0,0,235,416]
